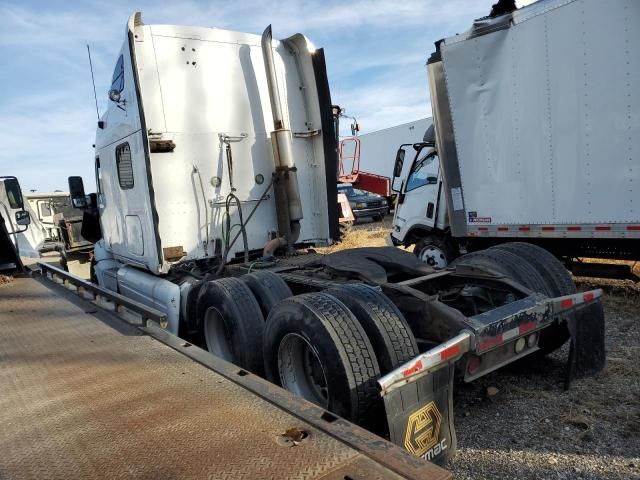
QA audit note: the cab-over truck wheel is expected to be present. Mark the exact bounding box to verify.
[413,234,455,269]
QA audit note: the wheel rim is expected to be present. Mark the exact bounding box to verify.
[277,333,329,408]
[418,245,448,269]
[204,307,233,361]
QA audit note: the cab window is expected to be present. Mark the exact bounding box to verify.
[39,202,52,218]
[116,143,134,190]
[406,152,438,192]
[95,157,103,194]
[111,55,124,93]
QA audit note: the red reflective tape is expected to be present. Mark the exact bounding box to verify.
[567,226,582,231]
[468,232,477,237]
[402,359,423,377]
[519,226,530,232]
[583,292,594,302]
[519,321,537,334]
[595,226,611,231]
[478,335,503,352]
[561,298,574,309]
[478,227,488,231]
[440,344,461,361]
[627,226,640,231]
[542,226,555,231]
[498,227,509,231]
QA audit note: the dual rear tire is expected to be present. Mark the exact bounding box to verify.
[196,272,418,430]
[264,285,419,430]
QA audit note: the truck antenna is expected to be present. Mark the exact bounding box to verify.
[86,44,100,121]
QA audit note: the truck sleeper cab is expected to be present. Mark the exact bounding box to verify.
[72,10,605,466]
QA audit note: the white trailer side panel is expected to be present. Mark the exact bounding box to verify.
[441,0,639,226]
[357,118,432,179]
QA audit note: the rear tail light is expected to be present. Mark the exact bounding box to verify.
[514,337,526,354]
[527,332,537,348]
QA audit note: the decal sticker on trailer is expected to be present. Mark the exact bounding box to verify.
[468,211,491,223]
[450,187,464,211]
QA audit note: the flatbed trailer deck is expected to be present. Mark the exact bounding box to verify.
[0,273,449,480]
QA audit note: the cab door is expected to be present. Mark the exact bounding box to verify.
[395,146,441,235]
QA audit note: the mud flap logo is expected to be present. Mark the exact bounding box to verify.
[404,401,443,457]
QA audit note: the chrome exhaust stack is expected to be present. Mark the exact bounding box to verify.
[261,25,303,247]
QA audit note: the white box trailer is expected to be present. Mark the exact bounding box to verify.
[391,0,640,279]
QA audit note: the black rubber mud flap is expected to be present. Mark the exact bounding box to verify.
[382,365,456,467]
[565,302,606,389]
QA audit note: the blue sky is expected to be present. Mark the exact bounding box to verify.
[0,0,531,192]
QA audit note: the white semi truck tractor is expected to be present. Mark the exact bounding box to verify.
[390,0,640,281]
[67,11,605,465]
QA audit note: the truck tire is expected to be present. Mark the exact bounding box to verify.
[324,284,418,374]
[263,293,381,428]
[489,242,578,354]
[196,277,265,375]
[241,271,292,318]
[452,248,549,294]
[414,235,454,269]
[453,247,573,354]
[489,242,576,297]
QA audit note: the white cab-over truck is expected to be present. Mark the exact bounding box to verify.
[63,11,604,467]
[391,0,640,280]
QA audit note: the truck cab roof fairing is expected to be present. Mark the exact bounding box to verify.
[96,13,333,273]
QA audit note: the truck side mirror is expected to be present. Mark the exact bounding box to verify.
[15,210,30,226]
[393,148,405,178]
[68,176,87,209]
[3,177,24,210]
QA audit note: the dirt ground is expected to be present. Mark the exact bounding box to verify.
[331,218,640,480]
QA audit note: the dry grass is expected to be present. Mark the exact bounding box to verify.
[317,218,393,254]
[0,275,14,286]
[576,257,640,275]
